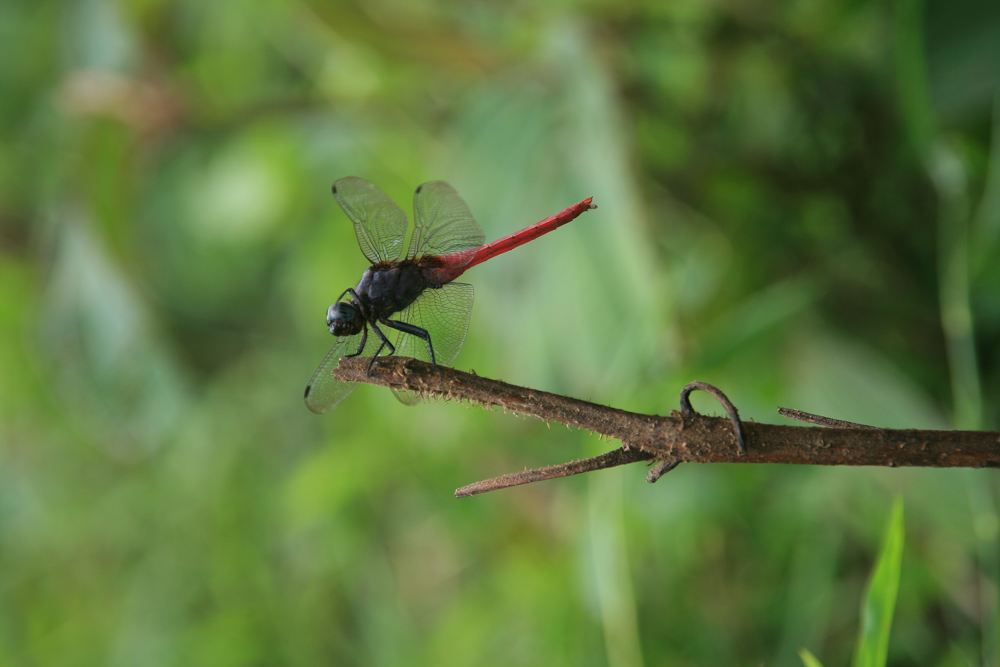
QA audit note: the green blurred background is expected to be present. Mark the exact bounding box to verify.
[2,0,1000,664]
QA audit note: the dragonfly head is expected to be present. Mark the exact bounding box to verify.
[327,301,364,336]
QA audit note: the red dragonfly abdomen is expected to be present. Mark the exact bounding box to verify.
[424,196,595,284]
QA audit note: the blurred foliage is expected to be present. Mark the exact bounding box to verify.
[1,0,999,665]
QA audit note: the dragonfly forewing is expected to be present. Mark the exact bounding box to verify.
[332,177,409,263]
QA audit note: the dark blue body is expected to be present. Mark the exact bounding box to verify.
[355,260,428,320]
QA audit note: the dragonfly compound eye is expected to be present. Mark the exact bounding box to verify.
[327,302,363,336]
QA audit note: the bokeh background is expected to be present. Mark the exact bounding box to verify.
[2,0,1000,664]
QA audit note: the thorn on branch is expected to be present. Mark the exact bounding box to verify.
[646,459,680,483]
[777,407,874,429]
[680,381,747,455]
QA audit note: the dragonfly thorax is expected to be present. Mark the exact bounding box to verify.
[355,261,428,320]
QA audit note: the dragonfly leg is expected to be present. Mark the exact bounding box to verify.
[381,318,437,365]
[335,287,371,320]
[344,323,368,357]
[335,287,361,303]
[367,321,396,373]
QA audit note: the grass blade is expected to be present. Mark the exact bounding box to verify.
[853,497,905,667]
[799,648,825,667]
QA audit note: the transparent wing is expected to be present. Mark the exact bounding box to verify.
[407,181,485,259]
[303,329,374,414]
[332,177,409,263]
[389,282,474,405]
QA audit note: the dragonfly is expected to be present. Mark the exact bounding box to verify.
[304,177,596,413]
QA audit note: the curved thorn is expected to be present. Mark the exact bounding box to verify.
[679,381,747,456]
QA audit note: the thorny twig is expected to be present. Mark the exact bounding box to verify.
[333,356,1000,496]
[455,380,748,493]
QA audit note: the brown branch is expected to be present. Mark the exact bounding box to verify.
[334,356,1000,494]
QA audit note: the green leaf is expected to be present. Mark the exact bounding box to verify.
[853,497,905,667]
[799,648,826,667]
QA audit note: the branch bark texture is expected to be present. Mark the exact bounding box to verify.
[334,356,1000,470]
